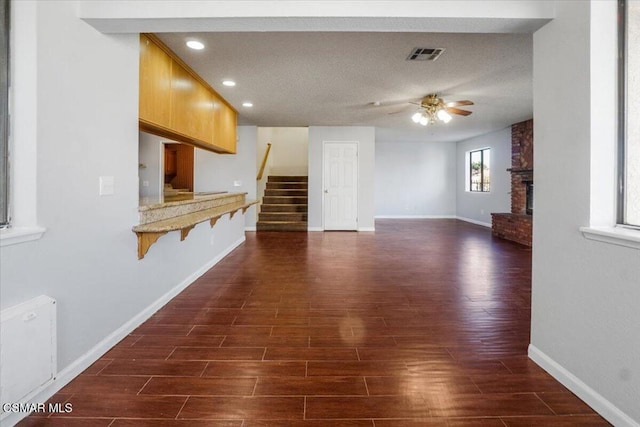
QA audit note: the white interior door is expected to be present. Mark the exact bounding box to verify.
[323,141,358,230]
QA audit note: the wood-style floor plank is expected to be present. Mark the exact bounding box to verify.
[17,220,610,426]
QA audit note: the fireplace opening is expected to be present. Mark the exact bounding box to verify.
[525,181,533,215]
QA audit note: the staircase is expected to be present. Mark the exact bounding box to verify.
[257,176,308,231]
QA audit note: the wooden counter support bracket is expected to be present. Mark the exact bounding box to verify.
[133,199,258,259]
[180,225,196,241]
[137,231,167,260]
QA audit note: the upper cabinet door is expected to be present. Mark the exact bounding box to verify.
[193,81,215,145]
[170,67,216,146]
[169,64,198,138]
[219,102,237,153]
[139,35,172,126]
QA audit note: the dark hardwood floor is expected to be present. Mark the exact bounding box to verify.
[19,219,610,426]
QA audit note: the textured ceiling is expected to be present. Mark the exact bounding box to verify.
[157,31,533,142]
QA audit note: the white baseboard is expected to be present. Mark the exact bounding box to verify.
[528,344,639,427]
[245,226,257,232]
[375,215,456,219]
[455,216,492,228]
[307,227,375,232]
[2,237,246,427]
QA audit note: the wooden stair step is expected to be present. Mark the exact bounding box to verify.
[260,204,308,213]
[267,176,308,182]
[266,182,308,190]
[259,212,307,222]
[264,189,308,197]
[263,196,308,205]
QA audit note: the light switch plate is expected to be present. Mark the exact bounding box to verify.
[233,180,242,187]
[99,176,115,196]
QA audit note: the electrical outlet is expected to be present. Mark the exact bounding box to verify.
[233,180,242,187]
[142,180,149,187]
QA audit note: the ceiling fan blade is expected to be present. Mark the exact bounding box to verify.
[445,107,472,116]
[445,100,474,107]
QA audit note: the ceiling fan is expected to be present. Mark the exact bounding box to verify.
[410,94,474,126]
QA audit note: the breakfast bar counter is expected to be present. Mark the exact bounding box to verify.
[133,192,257,259]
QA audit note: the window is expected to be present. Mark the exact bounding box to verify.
[469,148,491,192]
[619,0,640,228]
[0,0,8,227]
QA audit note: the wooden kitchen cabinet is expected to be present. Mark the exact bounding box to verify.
[169,64,198,138]
[164,144,194,191]
[214,101,238,153]
[139,34,172,127]
[164,146,177,176]
[193,81,215,145]
[139,34,237,154]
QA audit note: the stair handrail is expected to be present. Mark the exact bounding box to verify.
[257,142,272,181]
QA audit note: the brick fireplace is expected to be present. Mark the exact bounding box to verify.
[491,119,533,246]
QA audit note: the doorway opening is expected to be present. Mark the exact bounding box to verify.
[163,143,194,196]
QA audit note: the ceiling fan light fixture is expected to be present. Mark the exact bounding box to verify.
[410,94,472,126]
[437,109,452,123]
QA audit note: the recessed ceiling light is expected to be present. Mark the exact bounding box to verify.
[186,40,205,50]
[222,80,236,87]
[242,102,253,107]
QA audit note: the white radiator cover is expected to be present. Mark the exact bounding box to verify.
[0,295,57,419]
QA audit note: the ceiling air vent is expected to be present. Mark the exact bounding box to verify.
[406,47,445,61]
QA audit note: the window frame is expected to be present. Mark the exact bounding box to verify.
[0,0,9,228]
[618,0,640,229]
[0,0,46,246]
[580,0,640,250]
[468,148,491,193]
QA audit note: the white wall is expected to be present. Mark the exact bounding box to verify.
[308,126,375,231]
[531,1,640,426]
[456,127,512,226]
[0,4,250,423]
[195,126,258,228]
[374,127,511,224]
[138,131,164,199]
[257,127,308,176]
[375,141,456,218]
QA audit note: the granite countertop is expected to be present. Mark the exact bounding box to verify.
[139,191,235,211]
[133,200,257,233]
[134,191,256,259]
